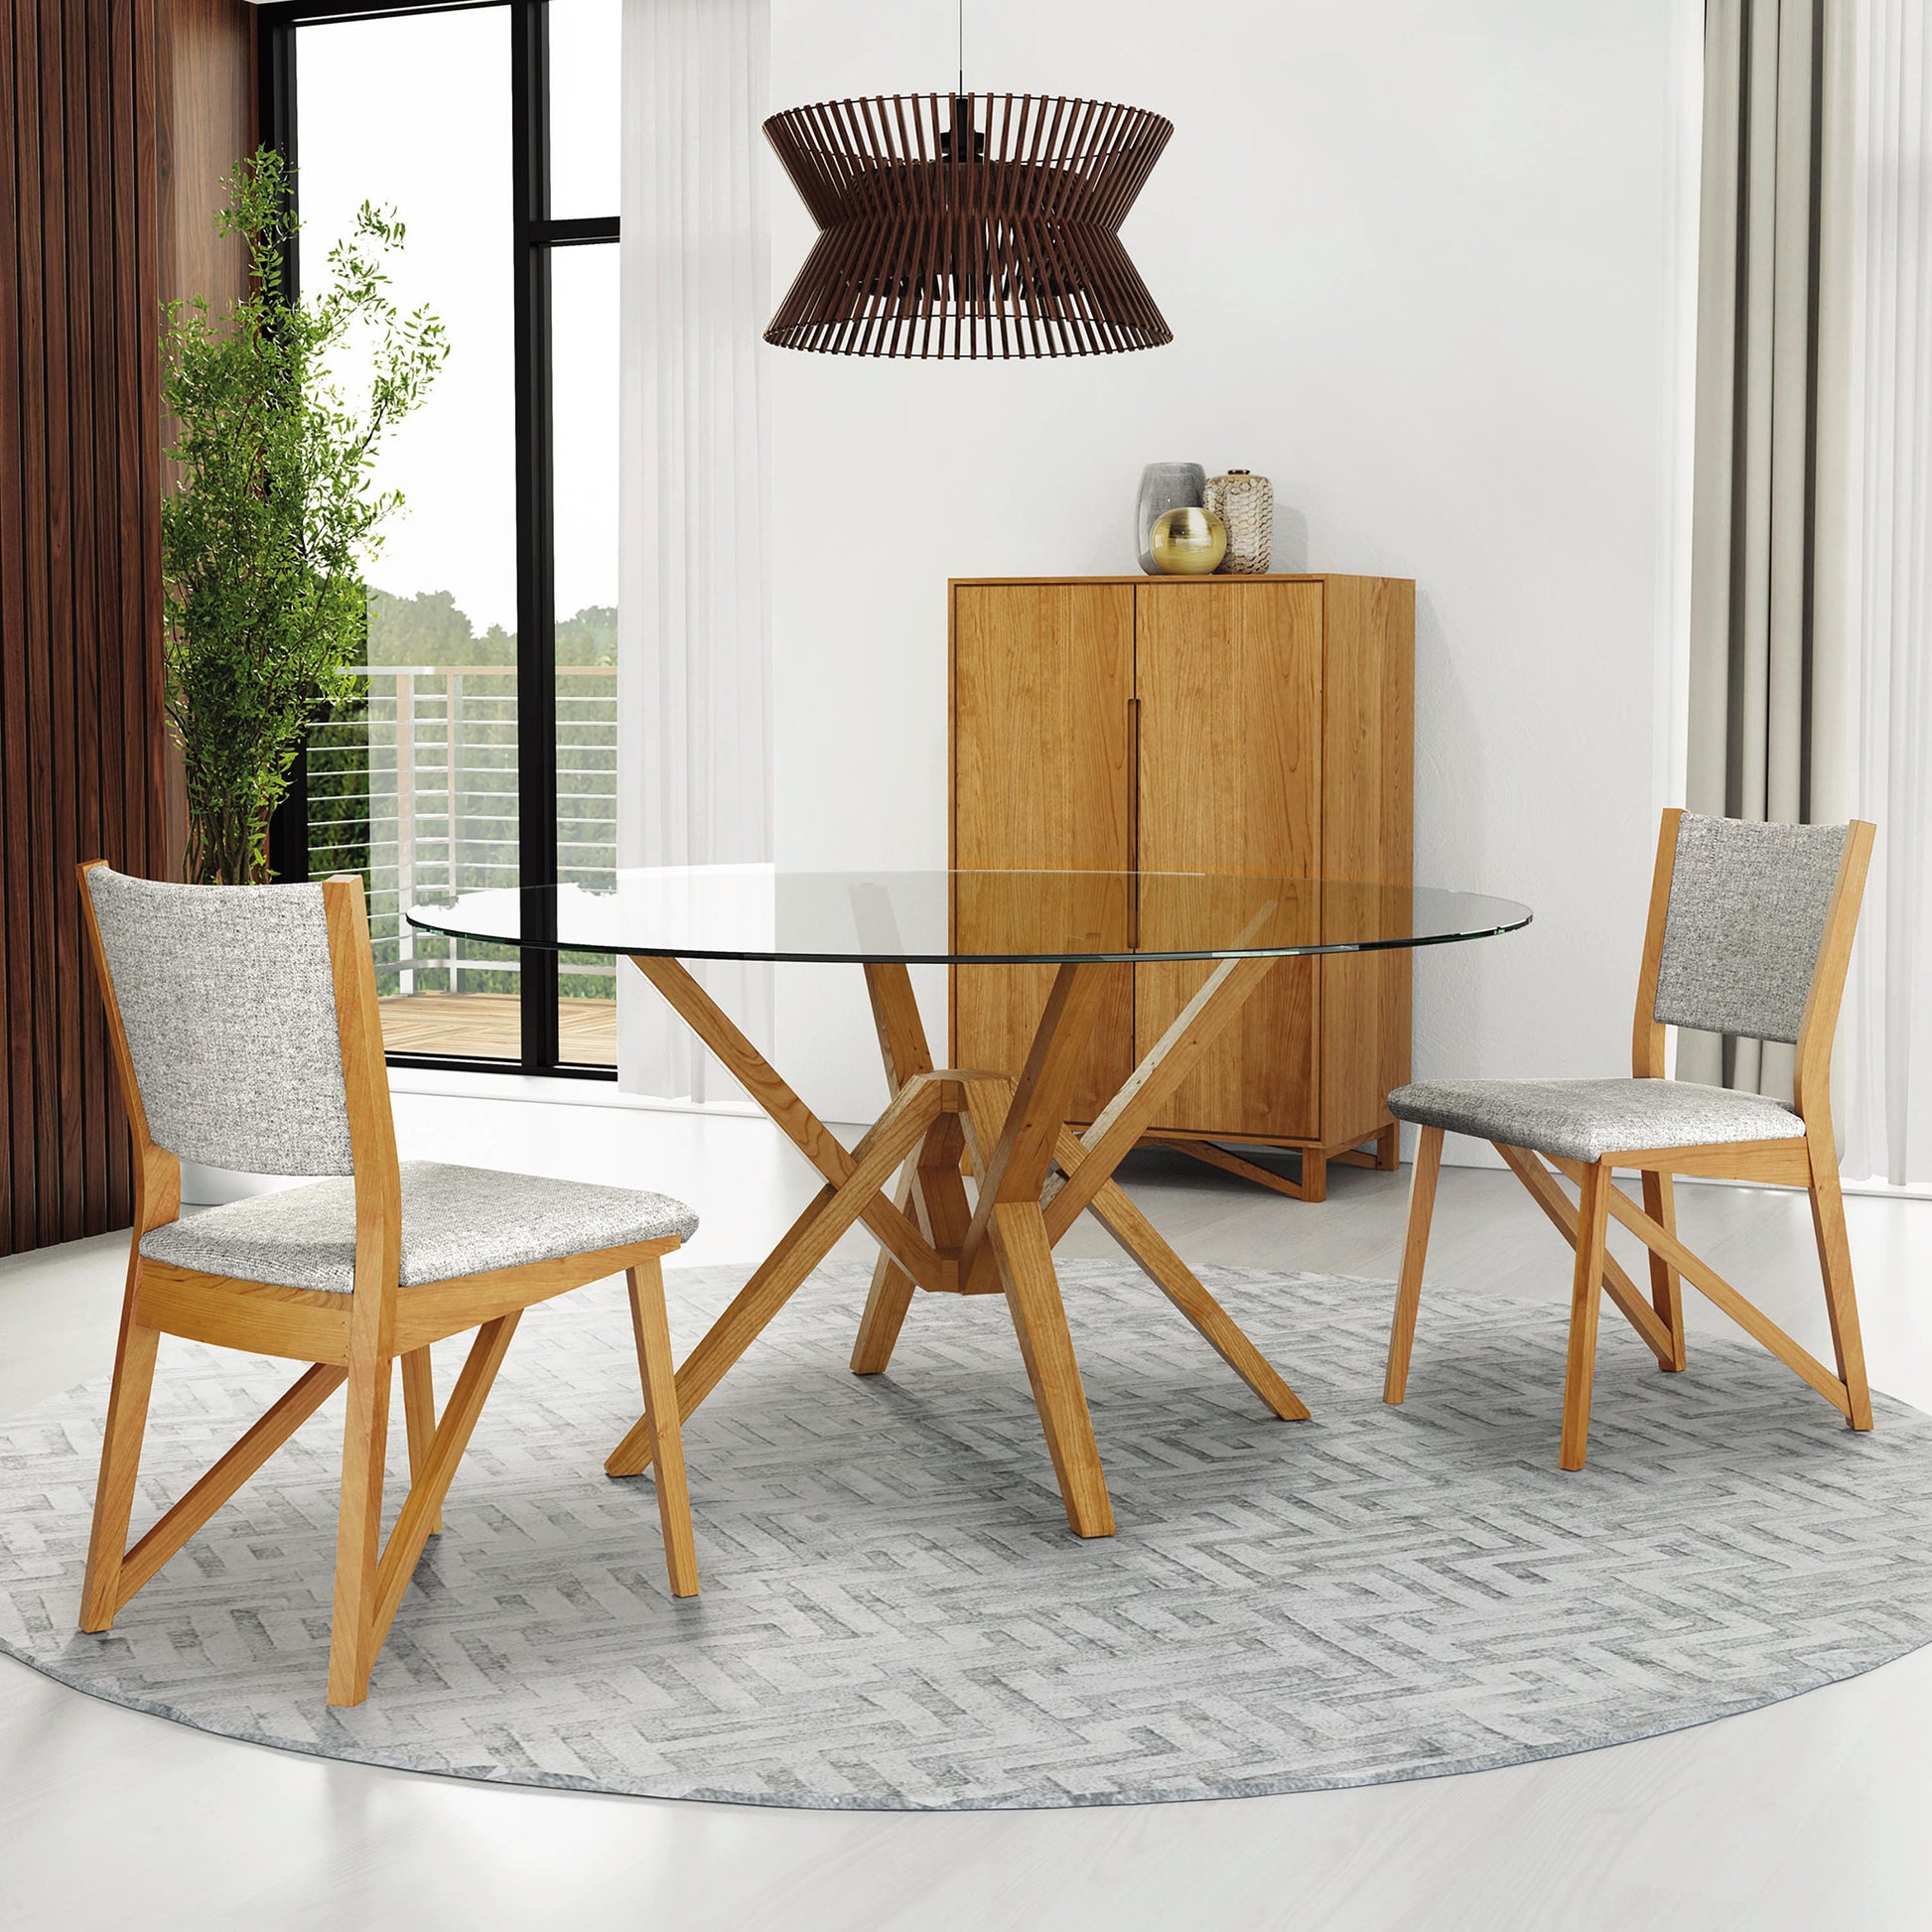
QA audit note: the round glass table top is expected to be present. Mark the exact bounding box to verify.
[406,868,1531,966]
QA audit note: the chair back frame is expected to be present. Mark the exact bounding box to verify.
[1628,809,1876,1133]
[76,863,182,1249]
[77,865,405,1335]
[320,875,404,1344]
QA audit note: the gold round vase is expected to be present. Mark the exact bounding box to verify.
[1148,505,1228,575]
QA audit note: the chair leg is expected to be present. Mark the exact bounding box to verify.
[1383,1126,1443,1404]
[358,1315,520,1682]
[327,1346,392,1708]
[1807,1151,1874,1431]
[399,1348,442,1534]
[79,1310,161,1632]
[1640,1171,1687,1371]
[1559,1162,1612,1471]
[626,1261,700,1597]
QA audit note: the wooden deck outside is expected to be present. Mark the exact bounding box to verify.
[377,993,619,1065]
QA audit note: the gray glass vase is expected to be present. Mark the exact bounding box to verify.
[1136,463,1206,575]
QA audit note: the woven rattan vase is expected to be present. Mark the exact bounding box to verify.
[1203,471,1274,574]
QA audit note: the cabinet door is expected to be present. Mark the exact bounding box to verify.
[1318,576,1416,1144]
[951,582,1135,1119]
[1135,581,1322,1139]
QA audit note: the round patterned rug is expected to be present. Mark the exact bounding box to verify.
[4,1260,1932,1810]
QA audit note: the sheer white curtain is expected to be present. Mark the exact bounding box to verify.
[1816,0,1932,1181]
[615,0,774,1101]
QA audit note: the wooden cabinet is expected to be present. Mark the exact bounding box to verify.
[948,573,1414,1196]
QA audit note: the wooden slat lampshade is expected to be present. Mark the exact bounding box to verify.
[762,92,1174,358]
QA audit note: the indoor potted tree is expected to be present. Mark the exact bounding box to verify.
[160,147,447,885]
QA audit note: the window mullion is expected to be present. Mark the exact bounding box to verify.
[511,0,561,1072]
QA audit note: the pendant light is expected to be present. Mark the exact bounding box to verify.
[762,9,1173,359]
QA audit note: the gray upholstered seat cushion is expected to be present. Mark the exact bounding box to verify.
[140,1162,699,1294]
[1387,1077,1807,1164]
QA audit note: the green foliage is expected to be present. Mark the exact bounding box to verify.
[160,147,448,883]
[352,587,617,668]
[556,605,619,668]
[364,586,494,664]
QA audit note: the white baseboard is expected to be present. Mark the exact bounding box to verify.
[385,1065,762,1118]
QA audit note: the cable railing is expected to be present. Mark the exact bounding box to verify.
[308,663,619,1004]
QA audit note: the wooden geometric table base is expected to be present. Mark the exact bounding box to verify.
[605,948,1310,1538]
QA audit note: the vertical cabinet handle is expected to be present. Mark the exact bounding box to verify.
[1127,696,1142,951]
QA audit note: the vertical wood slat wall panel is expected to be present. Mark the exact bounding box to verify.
[0,0,252,1254]
[78,0,115,1229]
[10,0,58,1254]
[0,4,30,1247]
[56,0,91,1237]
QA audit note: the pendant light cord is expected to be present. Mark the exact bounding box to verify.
[958,0,965,97]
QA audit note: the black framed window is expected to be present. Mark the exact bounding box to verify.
[260,0,621,1079]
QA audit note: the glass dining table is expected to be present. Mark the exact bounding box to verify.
[409,869,1530,1540]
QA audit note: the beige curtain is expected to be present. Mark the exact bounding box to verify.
[1688,0,1932,1184]
[1683,0,1844,1098]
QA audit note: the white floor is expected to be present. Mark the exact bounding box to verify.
[5,1087,1932,1931]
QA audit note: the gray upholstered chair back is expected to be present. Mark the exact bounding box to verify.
[84,867,356,1176]
[1651,813,1851,1044]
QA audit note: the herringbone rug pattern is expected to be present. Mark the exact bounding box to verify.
[3,1262,1931,1809]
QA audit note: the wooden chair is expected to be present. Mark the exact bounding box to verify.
[76,863,702,1706]
[1381,809,1876,1470]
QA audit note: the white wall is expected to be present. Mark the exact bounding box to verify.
[767,0,1700,1142]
